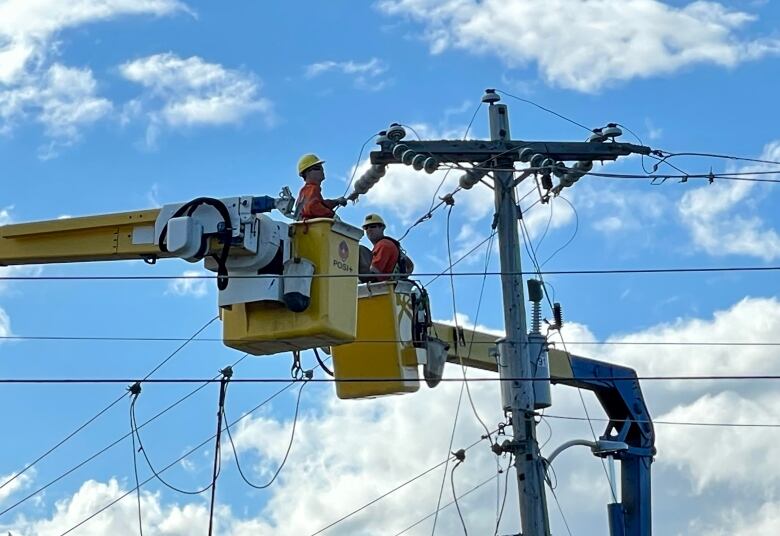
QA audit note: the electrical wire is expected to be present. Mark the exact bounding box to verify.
[539,195,578,268]
[0,315,218,497]
[7,263,780,281]
[518,198,615,502]
[544,413,780,428]
[11,336,780,347]
[430,380,464,534]
[207,368,232,536]
[539,414,554,451]
[342,131,382,197]
[450,460,468,535]
[463,163,780,181]
[397,186,464,242]
[394,474,498,536]
[653,150,780,168]
[548,484,574,536]
[494,454,513,536]
[309,431,494,536]
[495,89,593,133]
[534,190,554,253]
[589,169,780,183]
[0,351,249,519]
[430,205,495,535]
[616,122,653,175]
[10,373,780,383]
[225,378,307,489]
[425,101,484,215]
[446,208,495,441]
[54,375,306,535]
[131,387,216,495]
[423,232,495,286]
[130,394,144,536]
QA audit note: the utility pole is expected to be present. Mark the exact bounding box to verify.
[484,90,551,536]
[364,89,652,535]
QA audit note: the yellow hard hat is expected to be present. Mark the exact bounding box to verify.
[298,153,325,176]
[362,213,385,228]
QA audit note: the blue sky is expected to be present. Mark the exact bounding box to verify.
[2,0,780,534]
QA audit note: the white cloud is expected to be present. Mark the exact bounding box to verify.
[0,0,186,146]
[657,390,780,492]
[354,156,494,223]
[120,53,272,141]
[146,183,162,207]
[377,0,780,92]
[9,296,780,534]
[678,141,780,261]
[305,58,389,90]
[166,269,209,298]
[3,478,219,536]
[0,307,12,339]
[692,501,780,536]
[0,63,112,152]
[574,182,667,235]
[221,371,515,535]
[0,469,33,505]
[580,296,780,396]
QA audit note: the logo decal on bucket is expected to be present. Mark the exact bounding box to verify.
[338,240,349,261]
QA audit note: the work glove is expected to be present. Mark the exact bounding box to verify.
[336,197,348,207]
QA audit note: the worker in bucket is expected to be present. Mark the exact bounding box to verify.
[294,153,347,220]
[359,213,414,282]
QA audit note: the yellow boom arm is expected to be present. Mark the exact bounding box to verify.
[432,322,574,380]
[0,209,168,266]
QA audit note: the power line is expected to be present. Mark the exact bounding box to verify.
[341,131,382,197]
[518,192,614,502]
[54,376,307,535]
[309,432,493,536]
[495,89,593,133]
[131,389,216,495]
[547,484,574,536]
[6,264,780,281]
[588,170,780,183]
[450,458,468,535]
[652,150,780,168]
[425,100,483,217]
[431,204,496,535]
[129,393,144,536]
[224,378,307,490]
[543,414,780,429]
[0,316,218,497]
[539,194,578,268]
[494,455,513,536]
[7,374,780,384]
[394,474,499,536]
[0,351,250,519]
[5,335,780,347]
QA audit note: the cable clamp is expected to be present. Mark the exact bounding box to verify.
[127,381,142,397]
[439,193,455,206]
[451,448,466,463]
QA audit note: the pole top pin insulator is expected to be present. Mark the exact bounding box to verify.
[482,88,501,104]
